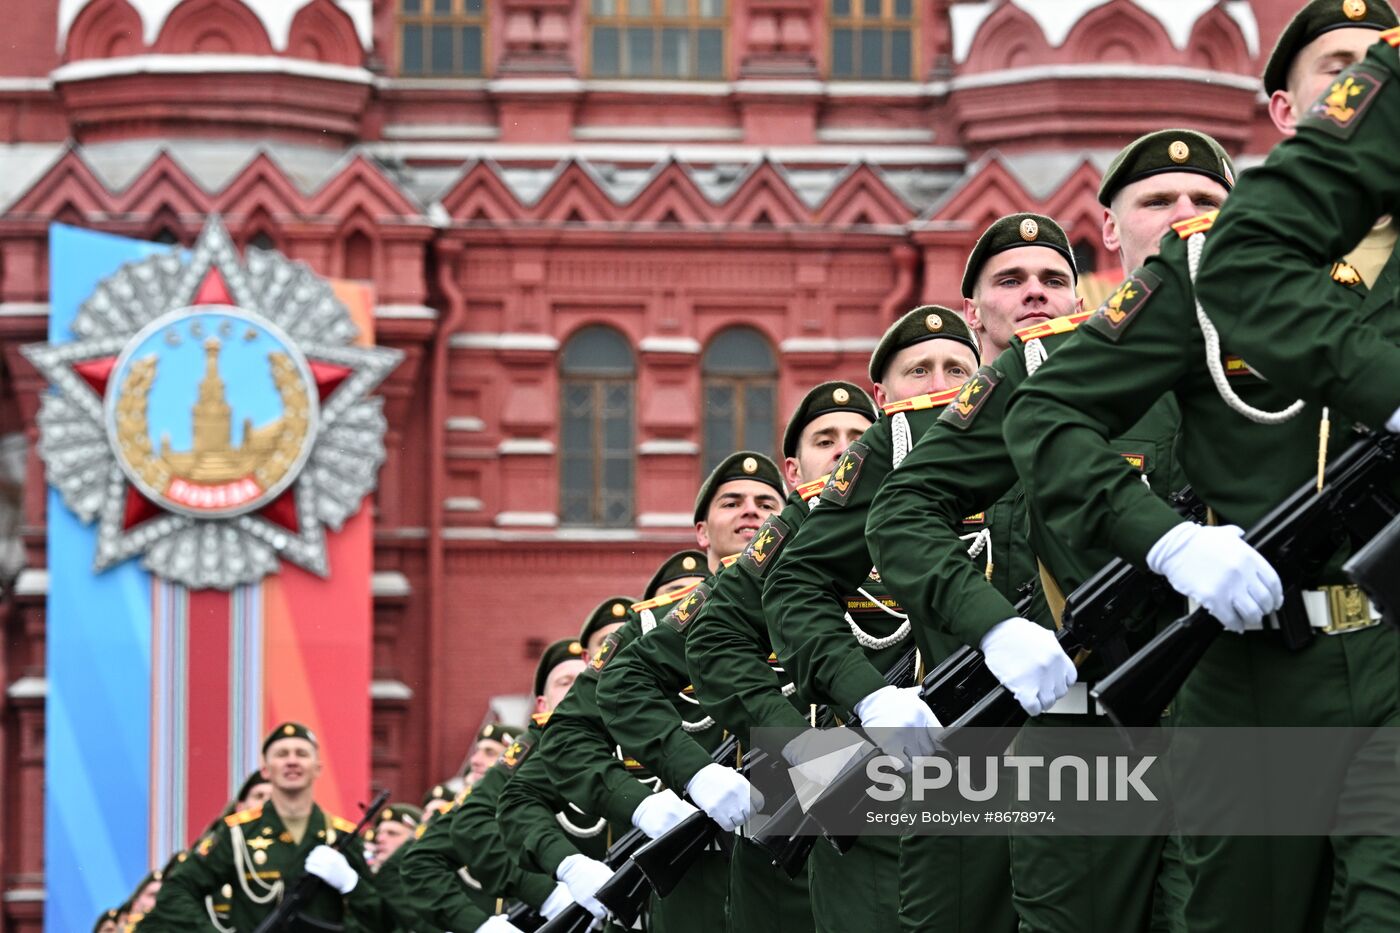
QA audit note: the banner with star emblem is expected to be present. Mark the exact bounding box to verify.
[37,222,395,926]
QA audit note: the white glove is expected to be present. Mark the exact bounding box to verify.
[980,617,1077,717]
[556,853,611,920]
[853,685,941,765]
[685,763,763,832]
[304,845,358,894]
[475,915,527,933]
[540,880,573,920]
[1147,522,1283,633]
[1387,406,1400,433]
[631,788,699,839]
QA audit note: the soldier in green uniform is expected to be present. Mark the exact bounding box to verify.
[422,783,454,821]
[683,382,890,933]
[763,304,1014,933]
[1002,8,1400,932]
[868,139,1235,932]
[367,804,440,932]
[135,722,387,931]
[463,722,519,788]
[409,637,591,932]
[596,452,788,929]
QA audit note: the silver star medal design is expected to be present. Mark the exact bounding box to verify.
[23,217,401,588]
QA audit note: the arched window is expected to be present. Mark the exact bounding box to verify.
[560,326,636,527]
[702,326,776,475]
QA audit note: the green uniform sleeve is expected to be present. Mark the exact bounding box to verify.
[762,428,894,711]
[541,620,654,825]
[597,610,716,792]
[496,734,583,878]
[342,832,390,927]
[455,762,563,907]
[134,828,231,930]
[1002,254,1196,565]
[867,359,1029,649]
[375,842,446,933]
[687,499,813,736]
[1198,39,1400,428]
[401,812,494,933]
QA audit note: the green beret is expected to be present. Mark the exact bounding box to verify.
[262,721,317,755]
[94,908,121,932]
[533,636,586,696]
[421,783,452,808]
[868,305,981,383]
[374,803,424,829]
[692,451,784,523]
[579,596,635,646]
[961,213,1077,299]
[236,770,269,803]
[475,722,520,745]
[781,381,876,457]
[1263,0,1398,94]
[1098,129,1236,206]
[643,550,708,600]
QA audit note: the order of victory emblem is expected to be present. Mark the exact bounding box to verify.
[24,217,401,588]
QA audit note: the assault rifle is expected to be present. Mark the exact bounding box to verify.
[1094,432,1400,731]
[932,486,1206,757]
[251,787,389,933]
[503,899,546,931]
[748,643,920,876]
[543,735,742,932]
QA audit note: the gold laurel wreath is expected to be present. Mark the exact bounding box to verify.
[114,351,312,500]
[254,352,311,491]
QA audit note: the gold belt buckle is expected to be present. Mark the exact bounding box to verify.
[1322,584,1378,634]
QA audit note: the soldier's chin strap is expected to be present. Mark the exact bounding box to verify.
[1186,231,1305,425]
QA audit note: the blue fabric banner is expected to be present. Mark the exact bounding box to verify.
[45,224,167,929]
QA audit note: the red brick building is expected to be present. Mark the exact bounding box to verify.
[0,0,1300,922]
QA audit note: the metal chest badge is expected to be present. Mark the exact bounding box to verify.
[23,217,402,588]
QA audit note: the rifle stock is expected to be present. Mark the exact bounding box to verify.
[1345,511,1400,625]
[250,788,390,933]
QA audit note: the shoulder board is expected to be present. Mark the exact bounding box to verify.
[531,710,551,727]
[662,581,710,631]
[331,816,357,834]
[881,385,962,415]
[501,732,538,771]
[796,474,828,501]
[1014,310,1095,342]
[1384,26,1400,46]
[631,579,704,613]
[225,807,261,827]
[588,629,623,673]
[739,512,792,578]
[1173,211,1217,238]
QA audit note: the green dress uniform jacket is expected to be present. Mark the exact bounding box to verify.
[762,389,1027,933]
[135,803,386,932]
[866,315,1187,933]
[594,571,740,933]
[496,715,611,880]
[1001,213,1400,933]
[1197,32,1400,431]
[375,839,448,932]
[402,740,555,933]
[686,478,892,933]
[541,613,662,828]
